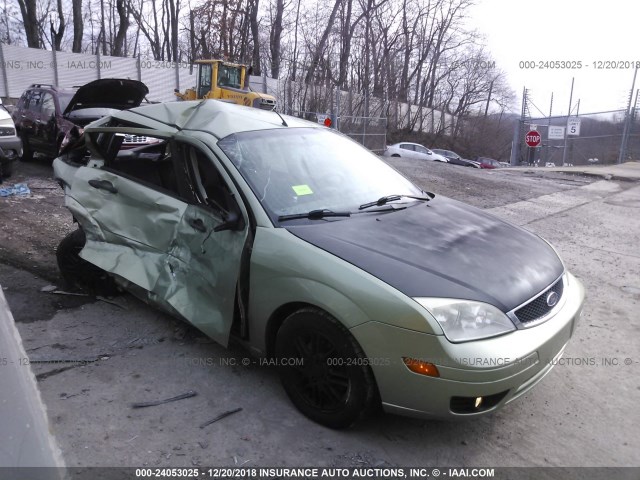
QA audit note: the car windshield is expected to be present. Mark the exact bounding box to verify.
[218,128,423,221]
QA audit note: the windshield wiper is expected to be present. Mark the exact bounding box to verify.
[278,209,351,222]
[358,194,432,210]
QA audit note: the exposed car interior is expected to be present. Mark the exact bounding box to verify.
[75,127,235,219]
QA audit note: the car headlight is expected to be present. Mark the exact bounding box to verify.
[414,298,515,343]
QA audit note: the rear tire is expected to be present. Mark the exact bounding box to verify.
[56,228,119,295]
[275,308,378,429]
[20,134,33,162]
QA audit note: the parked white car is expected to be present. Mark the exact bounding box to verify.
[383,142,448,162]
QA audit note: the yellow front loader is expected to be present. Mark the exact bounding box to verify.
[174,60,276,110]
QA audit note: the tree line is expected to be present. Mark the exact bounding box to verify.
[3,0,515,146]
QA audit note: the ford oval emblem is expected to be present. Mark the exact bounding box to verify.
[546,291,559,307]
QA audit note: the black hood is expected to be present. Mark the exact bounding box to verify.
[63,78,149,116]
[285,196,564,312]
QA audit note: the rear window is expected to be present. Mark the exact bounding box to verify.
[57,93,74,113]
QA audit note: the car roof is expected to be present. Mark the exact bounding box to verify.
[102,99,318,139]
[26,85,76,95]
[392,142,428,148]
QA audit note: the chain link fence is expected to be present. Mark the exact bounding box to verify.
[286,110,387,153]
[512,99,639,166]
[337,115,387,153]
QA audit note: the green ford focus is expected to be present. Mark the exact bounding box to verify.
[53,100,585,428]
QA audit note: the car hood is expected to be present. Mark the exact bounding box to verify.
[0,108,12,122]
[63,79,149,116]
[285,196,564,312]
[0,116,14,127]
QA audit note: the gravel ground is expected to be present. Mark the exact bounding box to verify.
[0,157,595,282]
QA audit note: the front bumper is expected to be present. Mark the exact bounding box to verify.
[350,272,585,418]
[0,136,22,162]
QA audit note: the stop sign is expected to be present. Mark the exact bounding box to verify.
[525,130,541,147]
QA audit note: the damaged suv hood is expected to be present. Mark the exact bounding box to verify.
[285,196,564,312]
[62,78,149,116]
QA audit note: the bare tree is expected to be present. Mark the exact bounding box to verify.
[248,0,260,74]
[47,0,65,50]
[304,0,342,85]
[71,0,83,52]
[269,0,285,78]
[112,0,129,55]
[287,0,302,81]
[167,0,180,60]
[16,0,40,48]
[129,0,163,59]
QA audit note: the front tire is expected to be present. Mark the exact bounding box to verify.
[0,161,12,178]
[275,308,378,429]
[56,228,118,295]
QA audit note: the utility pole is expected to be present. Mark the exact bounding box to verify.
[629,89,640,160]
[618,67,638,164]
[561,78,575,167]
[510,87,528,165]
[545,92,553,164]
[484,79,494,118]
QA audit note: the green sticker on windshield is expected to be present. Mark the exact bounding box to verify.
[292,184,313,196]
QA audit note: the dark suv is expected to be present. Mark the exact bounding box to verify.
[12,79,148,161]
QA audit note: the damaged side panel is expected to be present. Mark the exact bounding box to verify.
[69,166,188,248]
[58,157,247,346]
[166,204,247,344]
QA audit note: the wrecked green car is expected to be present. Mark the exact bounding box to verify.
[53,100,585,428]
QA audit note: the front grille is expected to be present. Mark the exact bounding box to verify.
[0,127,15,136]
[515,277,564,324]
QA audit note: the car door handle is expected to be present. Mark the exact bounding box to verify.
[187,218,207,232]
[88,179,118,194]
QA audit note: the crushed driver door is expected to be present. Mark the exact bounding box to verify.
[71,129,248,345]
[163,141,250,345]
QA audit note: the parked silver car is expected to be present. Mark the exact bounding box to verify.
[383,142,448,162]
[0,98,21,178]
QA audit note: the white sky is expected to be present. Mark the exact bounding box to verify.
[469,0,638,116]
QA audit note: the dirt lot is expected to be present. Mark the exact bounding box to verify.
[1,158,639,468]
[0,157,593,282]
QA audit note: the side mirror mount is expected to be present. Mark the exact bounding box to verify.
[213,209,244,233]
